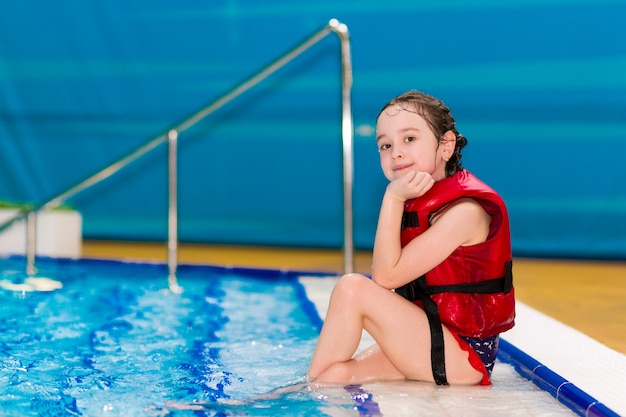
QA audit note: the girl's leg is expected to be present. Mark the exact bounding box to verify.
[307,273,482,385]
[308,273,372,379]
[312,343,405,384]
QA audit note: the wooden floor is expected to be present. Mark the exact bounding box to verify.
[82,240,626,355]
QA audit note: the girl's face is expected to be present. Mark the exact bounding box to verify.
[376,104,451,182]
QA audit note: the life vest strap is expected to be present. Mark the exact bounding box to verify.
[413,275,448,385]
[395,261,513,299]
[426,261,513,295]
[401,211,419,229]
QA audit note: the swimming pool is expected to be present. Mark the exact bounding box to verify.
[0,256,607,416]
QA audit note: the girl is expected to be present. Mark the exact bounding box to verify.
[308,90,515,386]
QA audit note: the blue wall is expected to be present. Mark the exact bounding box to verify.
[2,1,626,259]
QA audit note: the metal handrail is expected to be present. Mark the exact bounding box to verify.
[0,18,354,285]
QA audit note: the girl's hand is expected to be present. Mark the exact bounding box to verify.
[386,170,434,202]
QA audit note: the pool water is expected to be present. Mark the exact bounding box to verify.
[0,257,343,416]
[0,256,576,417]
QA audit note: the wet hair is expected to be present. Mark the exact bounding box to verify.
[377,90,467,177]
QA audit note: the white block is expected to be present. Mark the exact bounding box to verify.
[0,209,82,258]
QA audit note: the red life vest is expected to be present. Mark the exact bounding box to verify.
[398,170,516,338]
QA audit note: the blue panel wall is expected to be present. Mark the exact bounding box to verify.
[1,1,626,258]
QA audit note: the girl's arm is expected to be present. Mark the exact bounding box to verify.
[372,176,490,289]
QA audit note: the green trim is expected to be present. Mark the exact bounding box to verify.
[0,200,74,212]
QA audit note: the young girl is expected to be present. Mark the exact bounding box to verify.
[308,90,515,386]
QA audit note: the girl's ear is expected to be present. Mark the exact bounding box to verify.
[442,130,456,159]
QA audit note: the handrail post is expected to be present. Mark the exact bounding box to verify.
[329,19,355,274]
[167,129,182,294]
[26,211,37,276]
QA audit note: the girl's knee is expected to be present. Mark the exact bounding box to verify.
[314,362,353,384]
[325,273,375,322]
[329,273,377,308]
[334,273,371,295]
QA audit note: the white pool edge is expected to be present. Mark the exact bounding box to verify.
[503,302,626,416]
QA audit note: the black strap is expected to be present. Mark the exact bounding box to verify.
[394,260,513,385]
[401,211,418,230]
[414,276,448,385]
[396,261,513,299]
[426,261,513,295]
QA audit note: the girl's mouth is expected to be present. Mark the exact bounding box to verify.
[392,163,413,172]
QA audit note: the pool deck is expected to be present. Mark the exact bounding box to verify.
[300,275,626,417]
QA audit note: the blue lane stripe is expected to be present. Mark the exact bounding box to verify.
[344,384,383,417]
[292,277,325,333]
[497,339,620,417]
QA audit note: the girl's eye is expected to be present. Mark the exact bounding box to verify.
[404,136,416,143]
[378,143,391,152]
